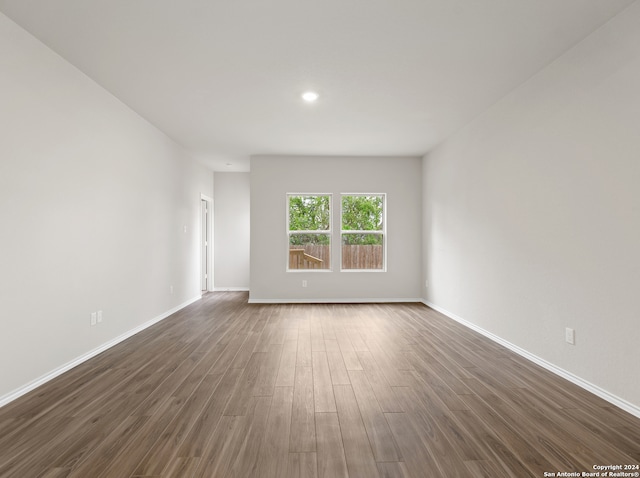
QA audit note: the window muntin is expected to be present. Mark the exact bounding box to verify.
[341,194,385,270]
[287,194,331,270]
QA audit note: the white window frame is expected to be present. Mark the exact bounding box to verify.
[286,193,333,272]
[340,193,387,272]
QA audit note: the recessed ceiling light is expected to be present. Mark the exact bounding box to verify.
[302,91,319,102]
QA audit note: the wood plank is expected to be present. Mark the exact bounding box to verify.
[99,396,185,478]
[132,372,224,476]
[386,411,440,478]
[312,352,337,413]
[256,386,294,478]
[457,394,555,476]
[186,414,241,477]
[357,351,403,413]
[276,339,298,388]
[161,457,201,477]
[209,332,249,374]
[177,367,243,459]
[192,396,271,477]
[345,324,369,352]
[316,413,348,478]
[310,320,325,352]
[67,415,150,477]
[325,343,351,386]
[40,468,71,478]
[362,339,410,387]
[230,330,263,369]
[290,366,316,453]
[464,459,511,478]
[348,370,402,462]
[286,452,318,478]
[333,385,380,478]
[228,395,272,478]
[392,386,476,477]
[334,325,363,371]
[377,461,411,478]
[450,408,531,477]
[297,323,312,368]
[223,352,265,416]
[254,345,283,397]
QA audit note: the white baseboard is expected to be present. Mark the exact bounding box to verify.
[421,300,640,419]
[248,297,422,304]
[0,295,202,409]
[213,287,250,292]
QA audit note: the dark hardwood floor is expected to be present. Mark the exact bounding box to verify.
[1,292,638,477]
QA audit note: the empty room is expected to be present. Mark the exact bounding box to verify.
[1,1,639,477]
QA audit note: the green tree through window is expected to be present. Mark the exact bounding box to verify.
[341,195,383,245]
[288,195,330,245]
[341,194,385,270]
[288,195,331,269]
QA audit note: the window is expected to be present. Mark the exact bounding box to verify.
[341,194,385,270]
[287,194,331,270]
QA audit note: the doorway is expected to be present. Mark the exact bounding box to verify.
[200,195,213,292]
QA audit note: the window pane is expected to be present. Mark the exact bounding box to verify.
[341,195,383,231]
[341,233,383,245]
[289,195,330,231]
[289,234,331,270]
[341,233,383,270]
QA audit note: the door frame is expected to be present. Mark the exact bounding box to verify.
[200,193,213,292]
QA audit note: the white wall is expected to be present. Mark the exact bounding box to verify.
[214,172,250,290]
[0,13,213,404]
[422,2,640,411]
[251,155,422,302]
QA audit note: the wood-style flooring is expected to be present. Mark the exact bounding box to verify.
[0,292,638,477]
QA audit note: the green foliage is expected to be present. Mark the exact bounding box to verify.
[288,194,384,246]
[341,196,383,231]
[288,195,330,231]
[341,195,383,245]
[289,233,330,246]
[342,233,383,246]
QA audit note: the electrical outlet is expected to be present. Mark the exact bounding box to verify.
[565,327,575,345]
[97,310,103,323]
[302,280,307,288]
[425,280,429,288]
[170,285,174,294]
[90,312,97,327]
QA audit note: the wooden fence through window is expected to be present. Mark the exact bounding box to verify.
[289,245,329,269]
[288,245,383,270]
[341,245,383,270]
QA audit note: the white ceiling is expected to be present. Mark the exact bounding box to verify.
[0,0,634,171]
